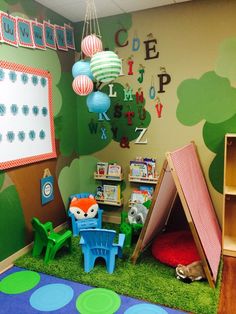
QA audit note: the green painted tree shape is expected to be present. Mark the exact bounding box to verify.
[176,37,236,194]
[176,71,236,193]
[0,172,26,261]
[75,82,151,155]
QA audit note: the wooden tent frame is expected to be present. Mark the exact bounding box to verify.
[131,142,221,288]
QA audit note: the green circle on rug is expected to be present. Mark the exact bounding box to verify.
[0,270,40,294]
[76,288,121,314]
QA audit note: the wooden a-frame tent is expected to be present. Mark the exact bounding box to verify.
[131,142,222,288]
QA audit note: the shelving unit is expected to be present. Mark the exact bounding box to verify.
[94,164,124,223]
[128,160,158,208]
[128,174,159,184]
[223,133,236,257]
[94,172,124,181]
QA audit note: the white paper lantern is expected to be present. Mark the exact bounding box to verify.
[72,75,93,96]
[90,51,122,83]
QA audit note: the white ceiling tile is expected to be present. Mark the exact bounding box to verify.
[34,0,192,22]
[113,0,173,12]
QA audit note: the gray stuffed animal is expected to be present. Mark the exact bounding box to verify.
[128,203,148,224]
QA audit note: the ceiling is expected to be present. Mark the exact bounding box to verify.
[34,0,191,23]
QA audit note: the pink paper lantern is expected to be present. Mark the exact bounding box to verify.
[72,75,93,96]
[81,34,103,57]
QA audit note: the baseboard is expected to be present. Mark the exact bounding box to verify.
[0,222,68,274]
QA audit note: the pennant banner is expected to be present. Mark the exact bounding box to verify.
[0,10,75,51]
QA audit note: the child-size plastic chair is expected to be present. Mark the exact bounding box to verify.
[68,193,103,236]
[31,217,72,264]
[79,228,125,274]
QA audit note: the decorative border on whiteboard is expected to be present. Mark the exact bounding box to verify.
[0,60,56,170]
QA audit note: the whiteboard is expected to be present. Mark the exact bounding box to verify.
[0,60,56,169]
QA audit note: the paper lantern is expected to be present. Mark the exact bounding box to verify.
[90,51,122,83]
[72,75,93,96]
[81,35,103,58]
[72,60,94,80]
[86,91,111,113]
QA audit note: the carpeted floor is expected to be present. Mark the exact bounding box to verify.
[13,231,222,314]
[0,266,185,313]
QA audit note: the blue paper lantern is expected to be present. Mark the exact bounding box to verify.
[72,60,94,80]
[86,91,111,113]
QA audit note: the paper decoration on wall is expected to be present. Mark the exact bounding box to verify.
[43,21,56,50]
[16,17,34,48]
[64,23,75,50]
[155,98,163,118]
[114,104,123,118]
[137,65,145,83]
[0,60,56,170]
[127,58,134,75]
[115,28,128,47]
[123,86,133,101]
[132,37,140,51]
[41,169,54,205]
[0,12,17,47]
[120,136,130,148]
[149,76,156,99]
[125,111,135,125]
[136,89,144,104]
[100,127,107,140]
[31,21,46,50]
[134,127,148,144]
[138,107,146,120]
[55,25,68,51]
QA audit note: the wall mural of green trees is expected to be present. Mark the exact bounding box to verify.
[176,37,236,193]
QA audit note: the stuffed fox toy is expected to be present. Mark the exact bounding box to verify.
[69,195,98,220]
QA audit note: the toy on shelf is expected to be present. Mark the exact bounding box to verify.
[79,228,125,274]
[31,217,72,264]
[68,193,103,236]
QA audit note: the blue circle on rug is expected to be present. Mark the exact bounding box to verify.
[30,283,74,311]
[124,303,168,314]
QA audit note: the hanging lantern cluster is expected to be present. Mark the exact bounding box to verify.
[71,0,122,112]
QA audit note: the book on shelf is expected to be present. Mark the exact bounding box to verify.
[130,189,149,204]
[96,162,108,176]
[143,158,156,178]
[139,185,154,196]
[130,161,148,178]
[107,164,121,178]
[103,184,121,202]
[95,185,104,200]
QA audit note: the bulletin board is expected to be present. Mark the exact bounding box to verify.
[0,60,56,170]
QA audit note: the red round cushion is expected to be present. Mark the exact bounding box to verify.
[151,230,200,267]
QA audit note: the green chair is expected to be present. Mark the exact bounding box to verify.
[31,217,72,264]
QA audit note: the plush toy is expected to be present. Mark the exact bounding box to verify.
[69,195,98,220]
[128,203,148,225]
[176,261,206,283]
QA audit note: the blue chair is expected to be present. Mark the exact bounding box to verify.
[79,229,125,274]
[68,193,103,236]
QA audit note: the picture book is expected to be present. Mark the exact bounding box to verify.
[103,184,120,202]
[130,161,148,177]
[131,189,149,204]
[107,164,121,177]
[143,158,156,178]
[139,185,154,196]
[96,162,108,176]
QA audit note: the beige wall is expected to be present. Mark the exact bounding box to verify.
[92,0,236,224]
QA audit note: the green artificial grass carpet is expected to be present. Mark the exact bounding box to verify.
[15,227,222,314]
